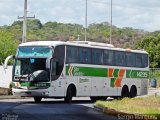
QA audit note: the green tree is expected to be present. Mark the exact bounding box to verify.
[0,29,18,64]
[137,35,160,68]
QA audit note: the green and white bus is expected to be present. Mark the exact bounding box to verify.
[12,41,149,102]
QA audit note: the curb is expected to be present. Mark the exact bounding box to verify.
[94,105,134,116]
[0,95,28,100]
[94,105,104,112]
[94,105,158,120]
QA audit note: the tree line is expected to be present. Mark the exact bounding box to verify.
[0,19,160,67]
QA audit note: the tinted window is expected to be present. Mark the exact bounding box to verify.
[136,54,142,67]
[115,51,126,66]
[142,54,148,67]
[66,46,79,63]
[53,45,65,75]
[92,49,103,65]
[79,47,91,64]
[103,50,114,65]
[126,52,136,67]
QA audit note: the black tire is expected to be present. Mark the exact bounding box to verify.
[130,86,137,98]
[90,97,97,102]
[90,97,107,102]
[100,97,107,101]
[64,86,73,103]
[34,97,42,103]
[121,86,129,98]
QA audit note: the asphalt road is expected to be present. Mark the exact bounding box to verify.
[0,89,159,120]
[0,97,119,120]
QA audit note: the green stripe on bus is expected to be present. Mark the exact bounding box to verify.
[66,66,107,77]
[21,82,31,87]
[113,69,119,77]
[111,78,116,87]
[126,70,149,78]
[126,70,131,78]
[66,66,149,78]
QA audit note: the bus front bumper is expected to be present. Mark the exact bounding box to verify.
[12,88,50,97]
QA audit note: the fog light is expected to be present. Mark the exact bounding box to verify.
[43,91,49,95]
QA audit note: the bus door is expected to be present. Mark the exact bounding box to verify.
[50,59,65,96]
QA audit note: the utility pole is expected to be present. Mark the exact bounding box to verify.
[18,0,35,43]
[85,0,87,41]
[110,0,112,44]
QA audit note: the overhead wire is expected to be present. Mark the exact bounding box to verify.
[81,0,160,11]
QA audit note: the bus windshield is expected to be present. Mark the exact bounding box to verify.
[17,46,52,57]
[13,58,50,82]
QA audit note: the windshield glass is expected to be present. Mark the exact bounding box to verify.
[17,46,52,57]
[13,58,50,82]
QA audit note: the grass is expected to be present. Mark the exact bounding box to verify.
[95,96,160,115]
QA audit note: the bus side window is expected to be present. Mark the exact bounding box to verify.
[103,50,114,66]
[141,54,148,68]
[66,46,79,63]
[115,51,126,66]
[126,52,136,67]
[136,54,142,67]
[79,47,91,64]
[92,49,103,65]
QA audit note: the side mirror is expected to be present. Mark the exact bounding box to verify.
[4,55,14,69]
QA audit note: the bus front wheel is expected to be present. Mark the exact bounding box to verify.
[64,86,73,103]
[34,97,42,103]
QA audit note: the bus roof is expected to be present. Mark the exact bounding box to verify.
[19,41,148,54]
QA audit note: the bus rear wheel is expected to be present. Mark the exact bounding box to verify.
[130,86,137,98]
[34,97,42,103]
[121,85,129,98]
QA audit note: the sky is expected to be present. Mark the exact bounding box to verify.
[0,0,160,32]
